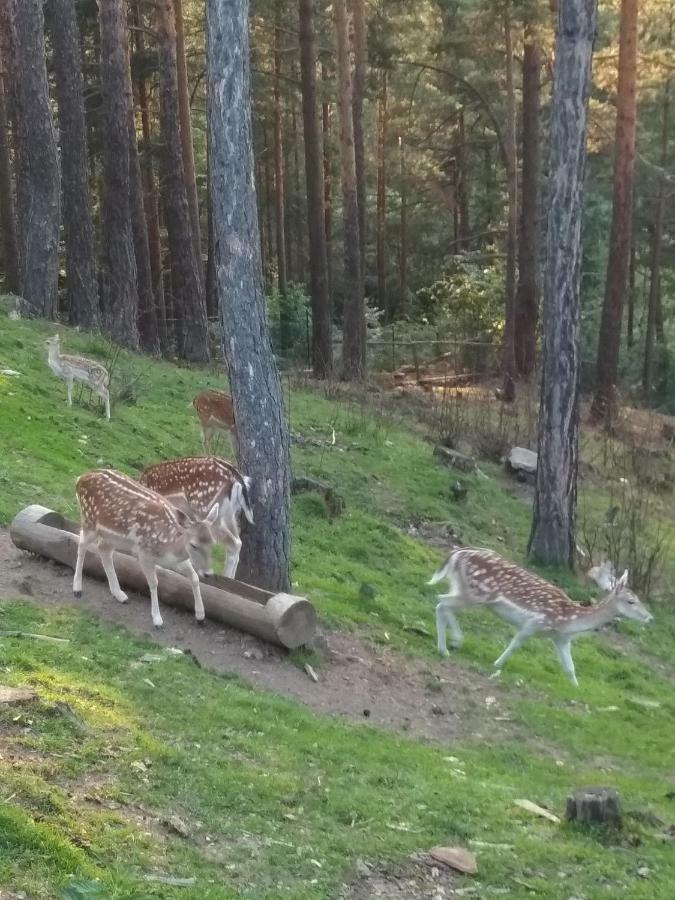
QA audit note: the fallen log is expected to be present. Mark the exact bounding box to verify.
[10,505,317,650]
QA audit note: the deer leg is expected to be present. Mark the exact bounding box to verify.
[138,554,163,628]
[97,542,128,604]
[436,599,463,655]
[73,529,95,597]
[223,533,242,579]
[494,620,539,670]
[100,387,111,421]
[552,636,579,688]
[66,377,73,407]
[177,560,206,623]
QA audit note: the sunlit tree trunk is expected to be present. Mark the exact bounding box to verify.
[376,71,387,313]
[351,0,367,281]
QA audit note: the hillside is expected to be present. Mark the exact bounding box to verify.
[1,308,675,899]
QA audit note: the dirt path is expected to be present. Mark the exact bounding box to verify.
[0,528,518,747]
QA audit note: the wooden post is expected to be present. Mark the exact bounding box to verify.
[10,505,317,650]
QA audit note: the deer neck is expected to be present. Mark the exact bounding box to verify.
[47,344,63,373]
[578,592,619,630]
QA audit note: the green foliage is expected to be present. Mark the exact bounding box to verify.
[266,283,313,366]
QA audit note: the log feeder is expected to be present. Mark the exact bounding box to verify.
[10,505,317,650]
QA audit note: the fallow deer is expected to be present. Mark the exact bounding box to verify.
[74,469,219,627]
[45,334,111,420]
[193,390,237,456]
[428,549,653,687]
[139,456,253,579]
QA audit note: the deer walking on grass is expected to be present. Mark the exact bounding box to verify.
[74,469,219,628]
[139,456,253,579]
[429,549,653,687]
[44,334,111,420]
[193,390,238,457]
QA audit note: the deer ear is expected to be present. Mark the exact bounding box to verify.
[588,561,615,592]
[616,569,629,589]
[174,508,194,529]
[205,502,220,525]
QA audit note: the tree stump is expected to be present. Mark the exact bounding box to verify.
[566,787,622,828]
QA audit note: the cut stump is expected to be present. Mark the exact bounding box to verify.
[0,685,37,705]
[566,787,622,828]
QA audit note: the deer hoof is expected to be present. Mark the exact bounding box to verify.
[153,618,164,629]
[116,593,128,604]
[438,648,450,658]
[73,590,82,599]
[196,617,206,627]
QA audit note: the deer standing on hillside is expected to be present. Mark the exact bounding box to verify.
[74,469,219,627]
[139,456,253,579]
[193,390,238,457]
[429,549,653,687]
[44,334,111,420]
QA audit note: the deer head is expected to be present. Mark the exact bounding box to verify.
[175,503,220,577]
[589,562,653,625]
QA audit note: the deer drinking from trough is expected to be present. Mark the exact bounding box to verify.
[193,390,238,456]
[44,334,111,420]
[74,469,219,627]
[429,549,653,687]
[139,456,253,579]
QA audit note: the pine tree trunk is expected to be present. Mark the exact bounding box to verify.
[626,240,635,348]
[156,0,209,362]
[174,0,202,278]
[334,0,364,379]
[273,0,290,352]
[99,0,139,348]
[299,0,333,377]
[207,0,291,592]
[376,70,387,313]
[292,87,305,286]
[205,145,218,318]
[456,107,470,249]
[263,124,275,289]
[0,60,18,293]
[399,135,407,318]
[514,31,542,378]
[591,0,639,425]
[528,0,597,567]
[322,62,333,304]
[47,0,99,330]
[14,0,60,319]
[351,0,367,282]
[500,4,518,402]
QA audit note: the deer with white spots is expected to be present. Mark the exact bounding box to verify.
[44,334,111,420]
[139,456,253,579]
[74,469,219,628]
[192,390,238,457]
[428,549,653,687]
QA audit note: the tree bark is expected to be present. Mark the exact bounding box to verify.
[273,0,290,352]
[13,0,60,319]
[351,0,367,281]
[299,0,333,377]
[500,4,518,401]
[99,0,139,348]
[626,240,635,348]
[456,107,470,249]
[591,0,639,425]
[376,70,387,313]
[399,135,407,318]
[174,0,203,278]
[156,0,209,361]
[334,0,364,379]
[205,144,218,318]
[46,0,99,330]
[528,0,597,568]
[263,124,275,289]
[322,61,333,304]
[290,79,305,285]
[515,31,542,378]
[0,57,18,293]
[207,0,291,592]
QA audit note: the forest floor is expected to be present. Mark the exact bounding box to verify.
[1,303,675,899]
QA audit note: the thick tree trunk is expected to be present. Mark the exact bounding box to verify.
[14,0,60,319]
[399,135,407,318]
[351,0,367,281]
[528,0,597,568]
[273,1,290,352]
[174,0,202,277]
[299,0,333,377]
[99,0,139,348]
[205,145,218,318]
[290,82,305,286]
[263,125,275,289]
[626,240,635,348]
[376,70,387,313]
[47,0,99,330]
[334,0,364,379]
[322,62,333,303]
[207,0,291,592]
[0,61,18,293]
[500,4,518,402]
[157,0,209,361]
[591,0,639,425]
[515,32,542,378]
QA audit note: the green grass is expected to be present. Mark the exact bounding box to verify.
[2,304,675,897]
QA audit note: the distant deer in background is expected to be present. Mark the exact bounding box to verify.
[44,334,111,420]
[193,390,238,457]
[429,549,653,687]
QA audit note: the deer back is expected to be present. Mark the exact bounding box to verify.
[193,390,235,430]
[140,456,243,519]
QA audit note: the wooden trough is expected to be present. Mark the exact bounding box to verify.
[10,505,317,650]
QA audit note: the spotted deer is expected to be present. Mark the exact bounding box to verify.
[45,334,111,420]
[428,549,653,687]
[139,456,253,579]
[74,469,219,627]
[193,390,237,456]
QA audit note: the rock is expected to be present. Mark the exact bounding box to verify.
[362,709,371,718]
[433,446,477,473]
[514,798,561,824]
[505,447,537,481]
[431,704,444,716]
[428,846,478,875]
[165,815,191,838]
[0,686,37,705]
[566,787,622,828]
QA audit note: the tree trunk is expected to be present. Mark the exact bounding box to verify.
[156,0,209,362]
[334,0,364,379]
[528,0,597,568]
[376,70,387,313]
[174,0,202,278]
[322,61,333,304]
[207,0,291,592]
[99,0,139,348]
[351,0,367,282]
[298,0,333,377]
[47,0,99,330]
[291,80,305,285]
[515,31,542,378]
[0,59,18,293]
[273,0,290,352]
[591,0,639,425]
[13,0,60,319]
[626,240,635,348]
[263,124,275,289]
[399,135,407,318]
[205,145,218,318]
[456,107,470,249]
[500,4,518,402]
